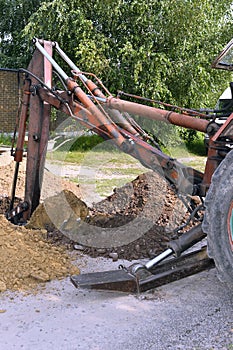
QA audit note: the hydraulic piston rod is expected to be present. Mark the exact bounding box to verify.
[107,97,209,133]
[130,223,206,274]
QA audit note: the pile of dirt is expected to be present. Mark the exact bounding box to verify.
[26,171,188,261]
[78,171,187,260]
[91,171,185,228]
[0,215,79,292]
[0,153,82,292]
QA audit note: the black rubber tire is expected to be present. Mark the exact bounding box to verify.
[202,149,233,286]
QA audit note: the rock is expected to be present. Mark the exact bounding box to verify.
[73,244,84,251]
[109,252,118,261]
[0,281,7,292]
[27,190,89,231]
[135,244,140,252]
[30,271,50,283]
[96,248,106,254]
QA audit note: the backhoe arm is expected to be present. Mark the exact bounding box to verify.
[7,39,217,224]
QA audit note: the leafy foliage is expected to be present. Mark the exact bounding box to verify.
[69,134,103,151]
[0,0,44,67]
[1,0,233,142]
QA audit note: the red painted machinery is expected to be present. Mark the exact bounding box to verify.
[5,38,233,292]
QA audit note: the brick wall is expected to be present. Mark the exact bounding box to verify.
[0,70,70,134]
[0,70,21,133]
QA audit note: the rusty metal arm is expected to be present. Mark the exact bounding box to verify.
[35,86,127,141]
[35,84,204,194]
[9,78,31,212]
[33,38,131,149]
[106,97,209,133]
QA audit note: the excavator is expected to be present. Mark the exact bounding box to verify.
[3,38,233,293]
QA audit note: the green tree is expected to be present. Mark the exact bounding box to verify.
[0,0,45,67]
[1,0,233,142]
[158,0,233,108]
[22,0,233,108]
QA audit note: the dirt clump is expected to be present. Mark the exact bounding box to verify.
[27,189,89,231]
[91,171,184,227]
[78,171,187,260]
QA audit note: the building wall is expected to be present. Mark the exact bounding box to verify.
[0,70,71,134]
[0,70,20,133]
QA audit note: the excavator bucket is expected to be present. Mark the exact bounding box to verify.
[70,247,214,293]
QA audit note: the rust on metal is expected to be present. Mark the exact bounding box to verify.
[14,78,31,163]
[66,78,126,147]
[107,97,209,133]
[23,42,53,220]
[202,114,233,190]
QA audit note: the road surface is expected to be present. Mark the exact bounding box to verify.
[0,254,232,350]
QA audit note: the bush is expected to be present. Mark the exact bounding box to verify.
[0,133,12,146]
[69,134,103,151]
[185,133,206,156]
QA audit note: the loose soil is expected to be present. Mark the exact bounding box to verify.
[0,153,80,292]
[0,215,79,292]
[0,151,192,291]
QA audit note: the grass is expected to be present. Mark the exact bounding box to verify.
[95,178,131,197]
[164,145,206,172]
[72,177,134,198]
[48,135,206,165]
[48,150,86,163]
[46,140,207,198]
[161,134,207,172]
[182,157,206,172]
[103,167,144,176]
[163,135,206,157]
[47,149,145,167]
[47,149,147,198]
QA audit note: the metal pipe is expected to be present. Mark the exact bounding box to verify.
[10,162,20,211]
[145,249,173,270]
[168,224,206,257]
[107,97,209,133]
[54,41,87,82]
[143,224,206,271]
[87,94,106,103]
[33,38,69,81]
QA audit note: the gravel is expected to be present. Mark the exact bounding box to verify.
[0,256,232,350]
